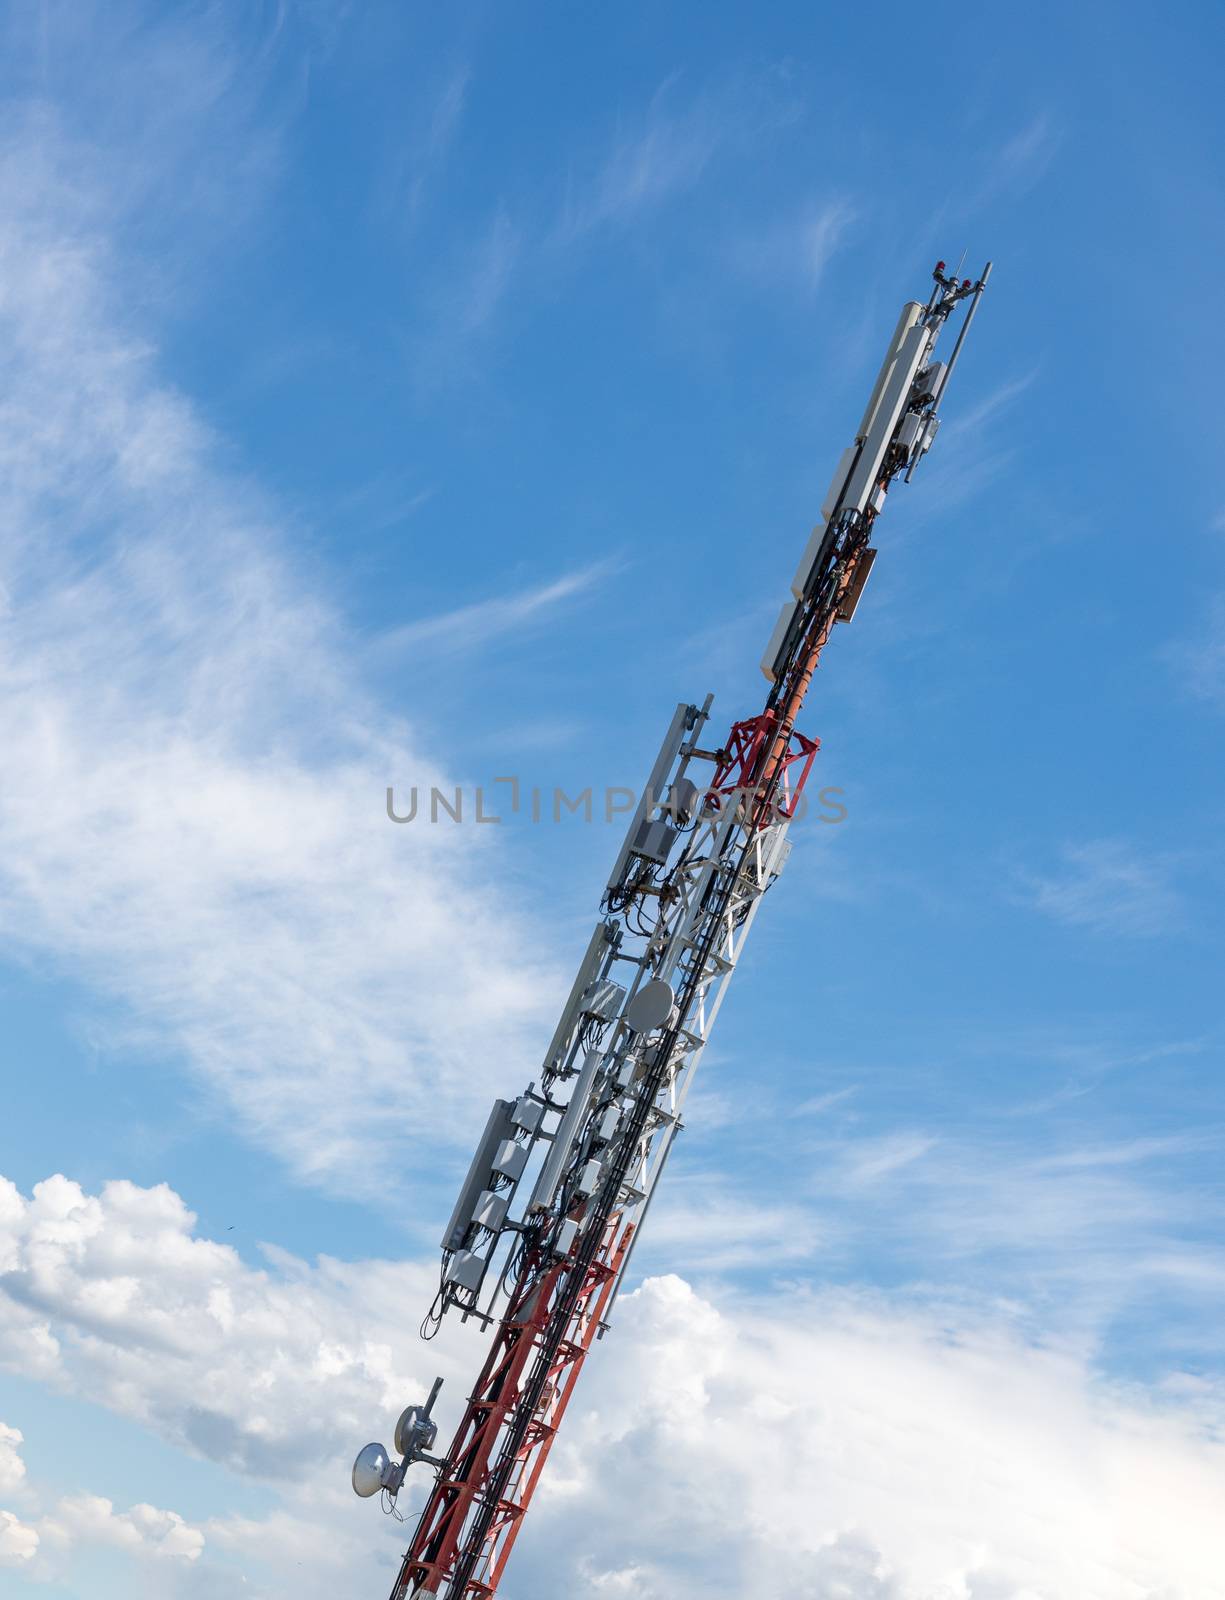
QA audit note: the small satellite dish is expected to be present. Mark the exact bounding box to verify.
[352,1442,391,1498]
[625,978,675,1034]
[395,1405,438,1459]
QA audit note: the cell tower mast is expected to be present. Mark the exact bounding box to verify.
[352,260,992,1597]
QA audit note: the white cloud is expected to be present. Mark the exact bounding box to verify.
[994,112,1060,191]
[557,75,724,239]
[1016,838,1184,937]
[840,1130,936,1186]
[636,1180,824,1273]
[417,71,780,371]
[0,1422,26,1494]
[0,1173,459,1479]
[1168,593,1225,704]
[0,1508,39,1567]
[968,113,1061,208]
[2,1171,1222,1599]
[796,1124,1225,1352]
[796,200,855,285]
[898,371,1036,529]
[40,1493,204,1563]
[520,1275,1225,1600]
[0,1423,201,1575]
[554,71,798,242]
[729,197,856,293]
[401,66,471,225]
[431,203,522,346]
[0,2,285,274]
[0,117,564,1196]
[0,16,1219,1600]
[0,1169,493,1593]
[796,1085,859,1117]
[376,560,614,660]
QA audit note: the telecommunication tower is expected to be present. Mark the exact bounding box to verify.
[352,260,992,1597]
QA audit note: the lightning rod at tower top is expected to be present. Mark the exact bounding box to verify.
[352,256,992,1599]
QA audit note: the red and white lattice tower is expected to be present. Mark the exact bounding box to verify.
[351,260,992,1599]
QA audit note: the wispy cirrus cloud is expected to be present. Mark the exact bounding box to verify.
[442,204,521,337]
[373,560,615,659]
[400,65,470,225]
[975,111,1062,203]
[634,1177,825,1274]
[412,202,523,385]
[727,197,856,293]
[795,1085,859,1117]
[801,1121,1225,1346]
[898,369,1037,526]
[552,69,801,246]
[1168,592,1225,704]
[0,112,561,1199]
[1016,837,1185,937]
[554,74,729,240]
[415,69,810,377]
[996,111,1061,186]
[840,1130,937,1185]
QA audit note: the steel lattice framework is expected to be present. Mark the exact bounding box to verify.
[351,259,992,1599]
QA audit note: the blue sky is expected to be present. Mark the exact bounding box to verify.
[0,2,1222,1596]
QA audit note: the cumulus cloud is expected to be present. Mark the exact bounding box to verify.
[0,1508,39,1568]
[41,1493,204,1564]
[0,1422,26,1495]
[0,1423,201,1575]
[0,1170,477,1593]
[0,1173,464,1479]
[2,1172,1223,1599]
[520,1275,1225,1600]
